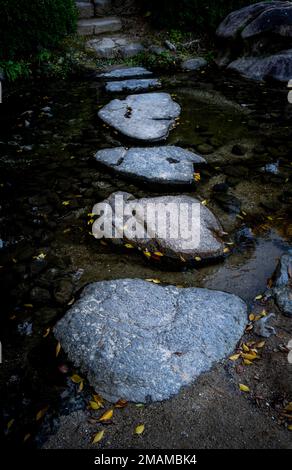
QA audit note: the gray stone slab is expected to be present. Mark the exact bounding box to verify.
[92,191,225,261]
[105,78,161,93]
[54,279,247,402]
[77,17,122,36]
[98,92,181,142]
[94,146,206,185]
[97,66,153,79]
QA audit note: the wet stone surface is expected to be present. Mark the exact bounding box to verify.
[54,279,247,402]
[0,71,292,448]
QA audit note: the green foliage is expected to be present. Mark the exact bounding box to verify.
[0,60,31,82]
[132,50,179,72]
[141,0,263,32]
[0,0,77,60]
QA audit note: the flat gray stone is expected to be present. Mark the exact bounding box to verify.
[105,78,161,93]
[98,67,153,79]
[228,50,292,81]
[98,92,181,142]
[94,146,206,184]
[92,191,225,261]
[77,17,122,36]
[181,57,207,71]
[86,37,144,59]
[54,279,247,402]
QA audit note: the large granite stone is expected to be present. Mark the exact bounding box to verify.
[94,146,206,185]
[216,1,292,82]
[92,191,225,262]
[228,50,292,81]
[98,92,181,142]
[217,1,291,39]
[54,279,247,402]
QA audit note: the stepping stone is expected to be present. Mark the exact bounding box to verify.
[181,57,207,71]
[77,17,122,36]
[92,191,225,261]
[105,78,161,93]
[98,92,181,142]
[76,2,94,19]
[86,36,144,58]
[94,146,206,185]
[97,66,153,80]
[54,279,247,402]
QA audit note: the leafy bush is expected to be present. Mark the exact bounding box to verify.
[0,0,77,60]
[141,0,263,32]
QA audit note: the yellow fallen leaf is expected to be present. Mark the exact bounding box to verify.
[145,278,161,284]
[249,314,255,321]
[62,201,70,206]
[90,401,101,410]
[239,384,250,393]
[243,359,253,365]
[229,354,240,361]
[201,200,208,206]
[99,409,113,422]
[254,294,263,301]
[93,394,104,408]
[180,255,186,262]
[115,399,128,409]
[92,430,105,443]
[195,256,202,262]
[135,424,145,435]
[256,341,265,348]
[24,304,33,308]
[223,247,230,254]
[153,251,164,257]
[71,374,83,384]
[242,344,250,352]
[78,381,84,392]
[7,419,15,430]
[36,406,48,421]
[43,327,50,338]
[285,403,292,412]
[143,251,151,258]
[56,342,61,357]
[241,353,258,361]
[87,219,94,225]
[288,425,292,431]
[24,433,31,442]
[125,243,134,249]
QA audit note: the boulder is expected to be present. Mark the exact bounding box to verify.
[94,146,206,185]
[216,1,292,82]
[54,279,247,402]
[181,57,208,71]
[86,37,144,59]
[228,49,292,81]
[91,191,225,262]
[98,93,181,142]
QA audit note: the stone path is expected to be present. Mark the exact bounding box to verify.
[54,2,248,406]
